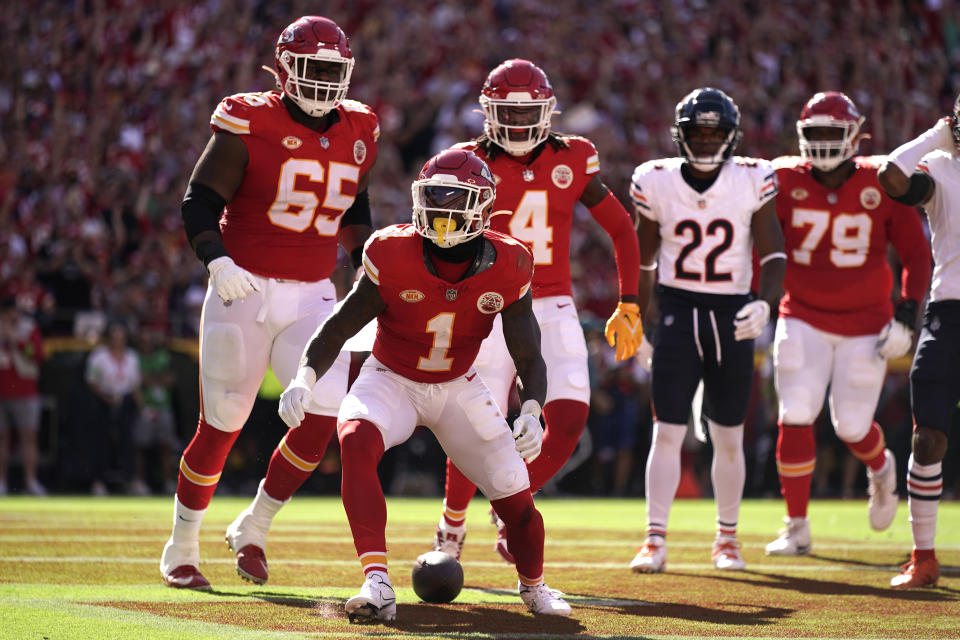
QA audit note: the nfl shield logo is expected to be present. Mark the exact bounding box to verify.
[445,288,458,301]
[523,170,534,182]
[319,137,330,149]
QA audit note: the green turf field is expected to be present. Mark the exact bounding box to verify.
[1,496,957,639]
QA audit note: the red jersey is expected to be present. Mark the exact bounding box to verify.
[363,225,534,384]
[210,91,379,282]
[0,314,43,398]
[774,156,931,335]
[456,137,599,298]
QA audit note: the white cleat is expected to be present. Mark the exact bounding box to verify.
[629,539,666,573]
[345,572,397,624]
[765,517,812,556]
[867,449,898,531]
[433,519,466,560]
[519,581,572,616]
[712,538,745,570]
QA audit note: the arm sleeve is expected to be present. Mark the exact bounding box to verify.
[888,203,933,303]
[589,191,641,299]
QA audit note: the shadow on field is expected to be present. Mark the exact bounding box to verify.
[694,569,960,601]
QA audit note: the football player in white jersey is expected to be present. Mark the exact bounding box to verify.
[877,98,960,589]
[627,87,785,573]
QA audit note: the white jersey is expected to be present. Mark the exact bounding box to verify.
[630,156,778,295]
[919,150,960,302]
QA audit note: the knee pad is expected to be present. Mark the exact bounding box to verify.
[832,406,874,443]
[482,446,529,499]
[201,323,246,383]
[204,389,253,433]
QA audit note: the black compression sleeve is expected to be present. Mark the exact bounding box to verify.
[182,182,227,243]
[340,190,372,228]
[350,247,363,270]
[889,171,934,206]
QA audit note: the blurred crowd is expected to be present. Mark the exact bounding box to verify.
[1,0,958,496]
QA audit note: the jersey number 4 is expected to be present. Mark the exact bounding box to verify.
[790,208,871,267]
[267,159,360,236]
[674,219,734,282]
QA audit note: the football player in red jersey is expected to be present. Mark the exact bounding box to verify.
[160,16,379,590]
[278,149,571,621]
[765,92,931,557]
[431,59,641,563]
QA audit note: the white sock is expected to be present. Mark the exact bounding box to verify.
[250,478,287,524]
[171,496,206,544]
[708,420,745,534]
[906,454,942,550]
[645,421,687,539]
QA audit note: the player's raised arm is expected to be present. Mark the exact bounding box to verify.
[878,117,952,203]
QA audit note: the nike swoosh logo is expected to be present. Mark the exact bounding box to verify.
[223,103,233,111]
[322,297,334,301]
[466,373,477,382]
[557,303,571,309]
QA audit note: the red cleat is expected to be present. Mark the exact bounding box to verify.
[163,565,211,590]
[234,544,268,585]
[890,552,939,589]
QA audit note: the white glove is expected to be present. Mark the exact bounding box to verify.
[208,256,261,303]
[278,367,317,428]
[512,399,543,461]
[734,300,770,341]
[876,319,914,359]
[634,334,653,371]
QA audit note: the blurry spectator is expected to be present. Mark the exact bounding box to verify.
[83,321,141,495]
[0,296,46,495]
[130,326,178,496]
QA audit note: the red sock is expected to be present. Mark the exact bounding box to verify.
[339,419,387,557]
[262,414,337,501]
[526,399,589,492]
[776,422,815,519]
[176,419,240,510]
[844,421,887,472]
[490,491,544,580]
[442,459,477,526]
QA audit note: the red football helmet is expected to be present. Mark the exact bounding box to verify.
[479,59,557,155]
[796,91,865,171]
[412,149,496,248]
[275,16,354,117]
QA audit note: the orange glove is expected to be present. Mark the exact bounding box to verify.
[604,302,643,362]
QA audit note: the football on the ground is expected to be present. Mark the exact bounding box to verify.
[411,551,464,603]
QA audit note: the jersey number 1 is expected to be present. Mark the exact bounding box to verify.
[418,313,455,372]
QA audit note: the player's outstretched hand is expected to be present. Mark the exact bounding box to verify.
[278,367,317,428]
[208,256,261,303]
[512,400,543,461]
[605,302,643,362]
[876,318,914,359]
[733,300,770,341]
